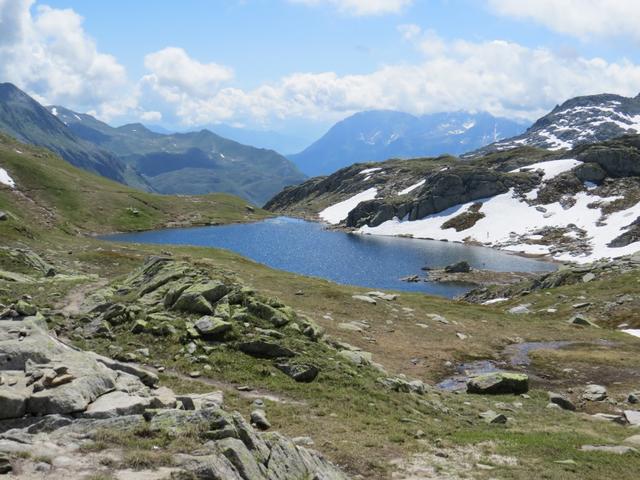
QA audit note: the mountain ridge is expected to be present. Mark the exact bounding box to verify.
[288,109,526,176]
[468,92,640,157]
[48,104,307,205]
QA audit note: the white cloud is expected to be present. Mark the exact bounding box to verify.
[139,34,640,127]
[0,0,131,120]
[289,0,413,16]
[488,0,640,41]
[143,47,233,98]
[139,110,162,122]
[397,23,421,41]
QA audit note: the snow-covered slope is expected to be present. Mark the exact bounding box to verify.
[470,93,640,156]
[361,159,640,263]
[0,166,15,188]
[266,136,640,264]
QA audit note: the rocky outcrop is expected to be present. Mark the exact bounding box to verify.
[464,253,640,304]
[0,295,350,479]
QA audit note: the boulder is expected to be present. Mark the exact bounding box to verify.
[508,304,531,315]
[250,409,271,430]
[624,410,640,426]
[582,384,607,401]
[83,391,151,419]
[15,300,37,317]
[548,392,576,411]
[444,261,471,273]
[238,340,295,359]
[173,292,214,315]
[195,316,232,337]
[569,314,599,328]
[624,435,640,447]
[479,410,507,424]
[467,372,529,395]
[177,391,224,411]
[0,388,27,419]
[0,212,7,222]
[275,363,319,383]
[574,162,607,183]
[338,349,372,366]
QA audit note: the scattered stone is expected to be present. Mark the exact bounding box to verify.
[479,410,507,424]
[569,314,599,327]
[548,392,576,411]
[0,212,7,222]
[189,371,202,378]
[352,295,376,304]
[572,302,591,309]
[629,393,639,404]
[582,384,607,401]
[508,304,531,315]
[275,363,319,383]
[591,413,627,425]
[250,409,271,430]
[582,272,596,283]
[456,332,468,340]
[367,291,398,301]
[467,372,529,395]
[238,340,295,359]
[580,445,637,455]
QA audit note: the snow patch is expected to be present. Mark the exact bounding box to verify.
[398,179,426,195]
[360,185,640,263]
[0,168,16,188]
[320,188,378,225]
[359,167,382,175]
[509,159,581,181]
[482,298,509,305]
[622,329,640,338]
[51,107,58,117]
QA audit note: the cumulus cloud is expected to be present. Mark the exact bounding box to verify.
[289,0,413,16]
[0,0,132,120]
[488,0,640,41]
[139,32,640,127]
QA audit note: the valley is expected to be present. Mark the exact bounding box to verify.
[2,127,640,479]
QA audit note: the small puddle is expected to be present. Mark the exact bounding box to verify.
[436,360,502,392]
[437,340,617,391]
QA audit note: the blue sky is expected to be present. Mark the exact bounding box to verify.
[2,0,640,141]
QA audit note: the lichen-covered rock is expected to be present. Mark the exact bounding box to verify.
[276,363,319,383]
[238,340,295,359]
[467,372,529,395]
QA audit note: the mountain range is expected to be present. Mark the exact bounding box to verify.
[47,105,306,205]
[0,83,149,190]
[468,93,640,157]
[0,83,306,205]
[288,110,526,176]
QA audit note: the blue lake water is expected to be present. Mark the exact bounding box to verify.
[104,217,556,298]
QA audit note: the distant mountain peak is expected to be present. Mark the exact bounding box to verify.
[469,92,640,157]
[289,110,526,176]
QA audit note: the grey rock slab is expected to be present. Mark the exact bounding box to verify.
[83,391,151,419]
[624,410,640,426]
[580,445,637,454]
[352,295,376,304]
